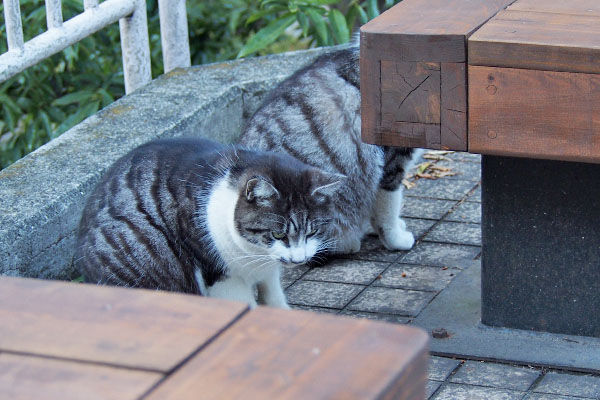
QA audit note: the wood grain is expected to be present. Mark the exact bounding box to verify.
[381,61,440,125]
[508,0,600,17]
[0,353,161,400]
[145,307,429,400]
[0,277,248,371]
[360,0,514,62]
[441,63,467,151]
[469,9,600,73]
[360,0,512,148]
[469,66,600,163]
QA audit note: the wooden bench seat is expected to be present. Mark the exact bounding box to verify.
[0,277,429,399]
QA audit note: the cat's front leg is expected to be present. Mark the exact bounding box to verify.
[257,268,290,309]
[372,187,415,250]
[208,277,258,308]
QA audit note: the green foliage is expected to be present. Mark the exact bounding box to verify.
[0,0,401,170]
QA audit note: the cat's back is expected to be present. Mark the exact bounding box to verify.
[75,137,226,291]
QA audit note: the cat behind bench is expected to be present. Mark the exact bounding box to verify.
[74,138,341,308]
[239,45,422,254]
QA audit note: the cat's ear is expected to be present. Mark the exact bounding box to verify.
[310,171,345,199]
[245,177,280,204]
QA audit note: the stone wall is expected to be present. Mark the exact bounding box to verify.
[0,46,339,280]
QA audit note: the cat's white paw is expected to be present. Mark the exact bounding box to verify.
[379,227,414,251]
[398,217,407,230]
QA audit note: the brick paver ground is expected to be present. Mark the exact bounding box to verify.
[281,152,600,400]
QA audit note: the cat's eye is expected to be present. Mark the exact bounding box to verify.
[306,229,318,238]
[271,231,286,240]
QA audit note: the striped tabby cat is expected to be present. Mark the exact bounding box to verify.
[239,46,422,254]
[75,138,342,308]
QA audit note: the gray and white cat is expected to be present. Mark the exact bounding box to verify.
[75,138,342,308]
[239,46,422,254]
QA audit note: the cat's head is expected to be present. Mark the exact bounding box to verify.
[233,155,343,265]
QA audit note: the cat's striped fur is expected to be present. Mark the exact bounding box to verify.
[75,138,341,307]
[239,46,422,253]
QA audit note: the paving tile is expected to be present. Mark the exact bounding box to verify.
[534,372,600,398]
[429,356,461,381]
[405,178,478,201]
[525,394,580,400]
[446,151,482,163]
[347,286,435,316]
[290,305,340,314]
[340,235,405,263]
[424,222,482,246]
[432,383,524,400]
[427,380,443,399]
[375,264,457,292]
[339,310,411,324]
[280,265,310,288]
[450,361,540,391]
[402,197,458,220]
[465,185,481,203]
[445,201,481,224]
[303,259,388,285]
[285,281,364,309]
[436,160,481,182]
[400,242,480,268]
[405,218,437,241]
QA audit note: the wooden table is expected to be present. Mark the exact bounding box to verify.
[360,0,600,338]
[0,277,428,400]
[360,0,600,162]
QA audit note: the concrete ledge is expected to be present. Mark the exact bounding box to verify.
[0,46,339,279]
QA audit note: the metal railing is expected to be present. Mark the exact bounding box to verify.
[1,0,191,93]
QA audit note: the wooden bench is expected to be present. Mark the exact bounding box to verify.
[361,0,600,337]
[0,277,429,399]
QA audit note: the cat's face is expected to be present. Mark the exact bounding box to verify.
[234,169,341,265]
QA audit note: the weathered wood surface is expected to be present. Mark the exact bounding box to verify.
[146,307,429,400]
[469,66,600,163]
[0,353,161,400]
[360,0,513,150]
[0,276,429,399]
[0,277,248,371]
[469,3,600,74]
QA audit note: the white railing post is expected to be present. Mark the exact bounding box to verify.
[119,0,152,93]
[83,0,99,10]
[45,0,64,29]
[158,0,191,72]
[4,0,25,52]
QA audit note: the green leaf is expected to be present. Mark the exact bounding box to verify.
[52,90,94,106]
[237,13,296,58]
[297,12,310,37]
[329,9,350,44]
[39,111,53,136]
[246,9,274,25]
[305,7,329,46]
[0,93,22,114]
[303,0,340,5]
[384,0,396,9]
[366,0,379,20]
[354,4,369,24]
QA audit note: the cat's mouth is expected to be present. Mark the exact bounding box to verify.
[279,257,307,266]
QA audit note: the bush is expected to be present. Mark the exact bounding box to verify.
[0,0,399,169]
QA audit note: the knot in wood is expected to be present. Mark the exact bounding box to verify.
[486,85,497,95]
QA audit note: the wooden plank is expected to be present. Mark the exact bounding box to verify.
[508,0,600,17]
[381,61,441,125]
[360,0,513,149]
[0,353,162,400]
[441,63,467,151]
[0,277,248,372]
[146,307,429,400]
[469,9,600,73]
[469,66,600,163]
[360,0,515,63]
